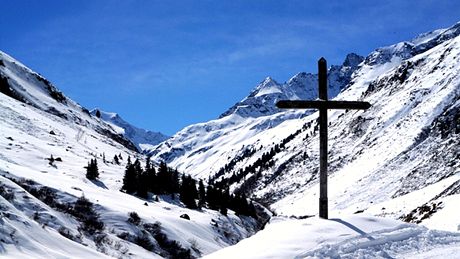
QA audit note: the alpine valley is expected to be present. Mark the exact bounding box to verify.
[1,21,460,258]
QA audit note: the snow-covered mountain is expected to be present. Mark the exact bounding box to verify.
[220,53,363,118]
[0,50,260,258]
[148,21,460,235]
[90,109,169,151]
[148,53,364,175]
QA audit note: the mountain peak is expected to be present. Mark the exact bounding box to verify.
[343,53,364,67]
[218,53,363,119]
[259,76,279,87]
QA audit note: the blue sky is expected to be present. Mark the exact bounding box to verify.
[1,1,459,135]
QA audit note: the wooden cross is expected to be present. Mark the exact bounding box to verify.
[276,57,371,219]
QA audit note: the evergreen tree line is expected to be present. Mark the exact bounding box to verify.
[121,157,256,217]
[122,157,180,198]
[213,145,279,191]
[206,184,256,217]
[211,122,313,196]
[211,147,258,182]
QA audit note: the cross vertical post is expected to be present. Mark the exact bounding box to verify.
[275,57,370,220]
[318,58,328,219]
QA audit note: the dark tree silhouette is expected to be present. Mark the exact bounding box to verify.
[145,157,157,193]
[122,158,137,194]
[179,175,198,209]
[198,179,206,208]
[85,158,99,180]
[113,155,120,165]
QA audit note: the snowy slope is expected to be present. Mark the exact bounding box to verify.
[0,52,259,258]
[150,21,460,234]
[0,50,137,152]
[90,109,169,151]
[204,215,460,259]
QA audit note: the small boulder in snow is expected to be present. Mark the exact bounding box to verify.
[180,214,190,220]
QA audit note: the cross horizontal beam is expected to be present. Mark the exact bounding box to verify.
[276,100,371,110]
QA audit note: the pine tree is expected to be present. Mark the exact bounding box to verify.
[122,158,137,194]
[179,175,188,206]
[145,157,157,193]
[85,158,99,180]
[180,175,197,209]
[206,185,218,210]
[219,188,230,215]
[133,159,143,192]
[198,179,206,208]
[131,158,150,199]
[113,155,120,165]
[145,157,151,172]
[137,169,149,199]
[156,162,169,194]
[170,169,180,194]
[133,159,142,176]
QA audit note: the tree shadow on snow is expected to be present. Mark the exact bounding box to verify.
[158,194,182,206]
[90,179,108,189]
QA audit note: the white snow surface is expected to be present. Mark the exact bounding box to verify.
[205,215,460,259]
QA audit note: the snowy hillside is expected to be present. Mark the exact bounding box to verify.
[0,51,260,258]
[90,109,169,151]
[149,21,460,235]
[0,51,137,152]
